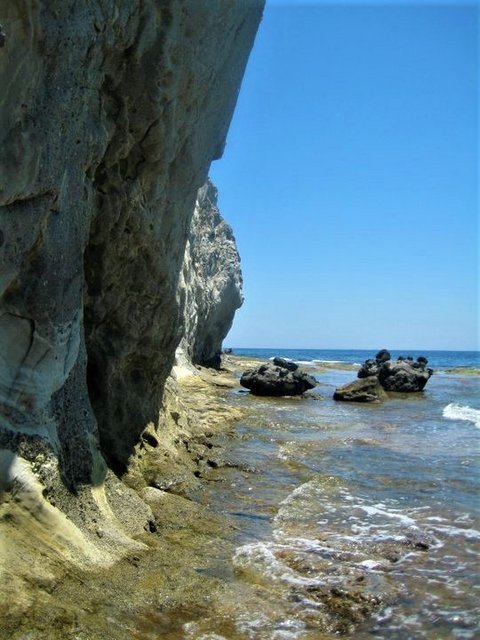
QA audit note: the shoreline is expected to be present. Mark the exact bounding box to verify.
[0,359,259,639]
[1,353,333,638]
[2,356,478,638]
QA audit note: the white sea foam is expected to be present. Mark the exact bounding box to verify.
[235,611,306,640]
[233,541,324,588]
[357,559,388,570]
[295,359,315,366]
[277,442,297,461]
[183,623,226,640]
[356,504,418,527]
[443,403,480,428]
[429,524,480,541]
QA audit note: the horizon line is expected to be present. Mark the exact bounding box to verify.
[227,346,480,353]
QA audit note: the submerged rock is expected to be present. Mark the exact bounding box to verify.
[240,363,317,396]
[333,377,388,403]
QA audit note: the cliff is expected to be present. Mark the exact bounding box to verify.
[0,0,263,602]
[177,179,243,369]
[121,180,244,497]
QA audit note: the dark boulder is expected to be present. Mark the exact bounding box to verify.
[333,377,388,403]
[272,356,298,371]
[240,363,317,396]
[357,350,432,392]
[377,359,433,392]
[357,358,380,379]
[358,350,391,378]
[338,349,434,401]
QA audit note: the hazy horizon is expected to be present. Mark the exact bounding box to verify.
[226,345,480,353]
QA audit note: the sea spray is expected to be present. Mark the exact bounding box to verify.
[443,403,480,428]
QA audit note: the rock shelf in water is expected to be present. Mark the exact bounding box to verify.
[240,360,317,396]
[334,349,434,402]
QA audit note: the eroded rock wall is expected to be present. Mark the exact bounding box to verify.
[177,179,243,369]
[0,1,262,489]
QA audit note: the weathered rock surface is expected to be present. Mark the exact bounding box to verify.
[240,363,317,396]
[358,352,433,392]
[335,350,433,401]
[0,0,261,474]
[273,356,298,371]
[0,365,247,637]
[0,0,263,593]
[358,359,380,379]
[333,377,388,403]
[357,349,391,378]
[378,359,433,392]
[176,179,243,369]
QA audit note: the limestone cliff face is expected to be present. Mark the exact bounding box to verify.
[0,0,263,596]
[0,0,263,570]
[178,179,243,369]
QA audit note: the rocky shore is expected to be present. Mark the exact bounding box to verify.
[0,2,264,632]
[3,353,475,638]
[0,171,252,635]
[1,360,252,639]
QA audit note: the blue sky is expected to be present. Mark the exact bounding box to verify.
[210,0,478,351]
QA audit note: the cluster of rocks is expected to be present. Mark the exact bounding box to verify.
[334,350,433,403]
[240,357,317,396]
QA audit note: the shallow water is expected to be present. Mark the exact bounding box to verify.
[16,363,477,639]
[182,367,480,639]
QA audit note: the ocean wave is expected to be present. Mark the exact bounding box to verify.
[233,540,324,588]
[183,628,226,640]
[428,524,480,541]
[443,403,480,428]
[356,503,418,528]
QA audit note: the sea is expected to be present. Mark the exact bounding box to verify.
[232,348,480,371]
[185,349,480,640]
